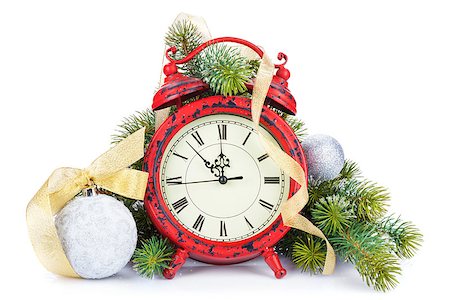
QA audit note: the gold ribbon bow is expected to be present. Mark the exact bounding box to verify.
[26,127,149,277]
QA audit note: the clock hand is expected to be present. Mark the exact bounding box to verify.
[168,176,243,185]
[215,155,230,178]
[219,127,224,156]
[215,128,231,177]
[186,141,209,163]
[224,176,243,181]
[186,141,218,175]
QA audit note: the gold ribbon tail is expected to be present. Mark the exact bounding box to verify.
[251,54,336,275]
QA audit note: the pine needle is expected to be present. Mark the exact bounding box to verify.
[111,108,155,170]
[165,20,257,96]
[350,180,390,222]
[132,237,175,279]
[286,116,307,141]
[201,44,254,96]
[292,235,326,274]
[165,20,204,78]
[330,223,401,292]
[337,160,361,181]
[311,195,355,235]
[376,215,423,259]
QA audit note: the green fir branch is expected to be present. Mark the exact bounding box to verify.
[286,116,307,141]
[248,59,261,76]
[308,161,389,222]
[165,20,204,54]
[336,160,361,181]
[165,20,204,78]
[275,228,304,258]
[311,195,355,236]
[343,180,390,222]
[356,251,401,292]
[111,108,155,170]
[165,20,259,97]
[330,223,401,291]
[201,44,254,96]
[306,160,358,209]
[132,237,175,279]
[292,234,327,274]
[376,215,423,259]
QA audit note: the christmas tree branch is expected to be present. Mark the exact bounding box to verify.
[340,179,390,222]
[165,19,204,78]
[376,215,423,259]
[132,237,175,279]
[292,234,327,274]
[310,195,355,236]
[285,116,307,141]
[165,20,259,96]
[200,44,255,96]
[111,108,155,170]
[330,223,401,291]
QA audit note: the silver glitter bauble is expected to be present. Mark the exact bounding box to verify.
[55,194,137,279]
[302,134,345,181]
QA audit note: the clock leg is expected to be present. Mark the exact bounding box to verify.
[262,247,287,279]
[162,248,189,279]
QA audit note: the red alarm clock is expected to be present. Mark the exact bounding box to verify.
[143,37,307,279]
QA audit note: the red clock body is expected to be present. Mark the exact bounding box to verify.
[143,95,307,279]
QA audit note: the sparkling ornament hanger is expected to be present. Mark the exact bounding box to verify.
[82,185,98,197]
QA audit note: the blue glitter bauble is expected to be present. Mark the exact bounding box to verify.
[302,134,345,181]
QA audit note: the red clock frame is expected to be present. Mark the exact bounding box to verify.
[144,95,308,279]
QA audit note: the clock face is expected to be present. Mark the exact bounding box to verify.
[160,114,289,242]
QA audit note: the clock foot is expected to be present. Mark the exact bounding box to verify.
[162,248,189,279]
[262,247,286,279]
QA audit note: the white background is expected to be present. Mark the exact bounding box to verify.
[1,0,449,299]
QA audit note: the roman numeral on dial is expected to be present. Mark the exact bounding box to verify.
[218,124,227,140]
[166,176,182,185]
[242,132,251,146]
[258,153,269,162]
[193,214,205,232]
[173,152,188,161]
[191,131,204,146]
[259,199,274,211]
[264,176,280,184]
[220,221,227,237]
[172,197,188,214]
[244,216,254,230]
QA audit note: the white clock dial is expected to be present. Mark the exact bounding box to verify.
[160,114,289,242]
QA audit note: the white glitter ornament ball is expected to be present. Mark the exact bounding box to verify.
[302,134,345,181]
[55,194,137,279]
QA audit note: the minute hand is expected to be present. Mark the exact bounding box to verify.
[172,176,243,185]
[186,141,214,168]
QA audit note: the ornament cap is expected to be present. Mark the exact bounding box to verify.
[81,185,98,197]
